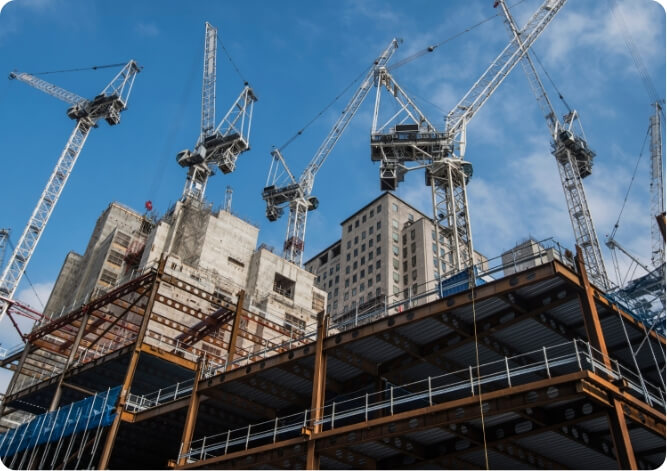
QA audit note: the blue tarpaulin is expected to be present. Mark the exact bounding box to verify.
[0,385,121,459]
[438,267,485,298]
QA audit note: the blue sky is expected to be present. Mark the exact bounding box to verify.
[0,0,664,359]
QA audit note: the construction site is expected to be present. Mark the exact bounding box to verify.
[0,0,664,469]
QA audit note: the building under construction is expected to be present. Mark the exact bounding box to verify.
[0,0,665,468]
[0,189,664,469]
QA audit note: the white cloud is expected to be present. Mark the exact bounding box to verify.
[134,21,159,38]
[15,281,54,311]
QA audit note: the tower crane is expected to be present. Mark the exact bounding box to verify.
[649,101,665,269]
[370,0,566,279]
[176,22,257,201]
[0,60,141,324]
[0,229,9,270]
[496,0,609,290]
[262,39,399,265]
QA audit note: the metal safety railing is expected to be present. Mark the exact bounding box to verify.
[178,339,665,464]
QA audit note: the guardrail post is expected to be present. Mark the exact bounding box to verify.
[273,417,278,443]
[505,357,512,387]
[543,347,551,378]
[390,386,394,415]
[245,424,252,450]
[156,388,161,404]
[428,376,433,406]
[174,382,179,401]
[331,402,336,429]
[224,429,230,454]
[199,436,206,461]
[365,393,368,421]
[574,341,582,370]
[587,342,596,373]
[469,366,475,395]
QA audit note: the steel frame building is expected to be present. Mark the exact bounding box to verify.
[0,246,664,469]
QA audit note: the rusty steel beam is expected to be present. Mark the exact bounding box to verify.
[177,357,204,466]
[226,291,245,364]
[306,312,328,470]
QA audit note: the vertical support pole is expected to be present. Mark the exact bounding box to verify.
[469,366,475,395]
[177,356,204,465]
[227,290,245,366]
[306,311,329,471]
[428,376,433,406]
[98,258,165,470]
[273,417,278,443]
[390,385,394,415]
[50,311,90,411]
[574,340,582,370]
[331,402,336,429]
[543,346,551,378]
[224,429,230,454]
[505,357,512,387]
[576,246,637,469]
[365,393,368,421]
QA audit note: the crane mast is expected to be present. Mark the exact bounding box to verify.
[177,22,257,201]
[497,0,609,290]
[371,0,566,278]
[262,39,399,265]
[0,229,8,270]
[649,101,665,269]
[0,61,141,324]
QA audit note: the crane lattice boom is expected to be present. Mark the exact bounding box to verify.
[0,60,140,324]
[498,0,609,290]
[649,102,665,269]
[262,39,399,265]
[177,22,257,201]
[369,0,566,279]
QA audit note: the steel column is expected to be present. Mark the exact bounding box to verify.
[226,290,245,364]
[49,311,90,411]
[178,356,204,465]
[306,312,328,470]
[97,256,166,469]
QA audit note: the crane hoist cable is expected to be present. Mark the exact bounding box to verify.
[28,62,128,76]
[277,64,371,152]
[217,34,248,86]
[388,0,530,72]
[608,127,650,241]
[529,49,572,113]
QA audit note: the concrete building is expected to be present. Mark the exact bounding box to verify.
[43,202,153,318]
[501,238,564,276]
[44,197,326,349]
[304,192,487,322]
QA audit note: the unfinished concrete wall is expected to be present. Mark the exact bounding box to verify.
[43,251,83,318]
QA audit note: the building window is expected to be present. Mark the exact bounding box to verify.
[355,219,359,228]
[345,278,350,287]
[347,240,351,249]
[368,264,373,273]
[360,282,365,291]
[411,242,416,253]
[336,263,340,272]
[361,256,366,265]
[344,292,349,301]
[403,247,408,258]
[353,261,358,270]
[377,234,381,243]
[369,239,374,248]
[392,203,398,212]
[107,250,124,267]
[353,274,357,283]
[362,214,367,223]
[348,224,352,233]
[114,232,131,248]
[393,245,399,256]
[402,234,407,245]
[346,254,351,262]
[346,266,350,274]
[354,236,359,245]
[329,267,334,275]
[376,287,382,296]
[359,295,364,304]
[368,278,373,287]
[99,269,117,286]
[334,287,339,296]
[408,213,414,222]
[284,313,306,333]
[377,221,381,230]
[377,204,382,213]
[370,209,374,217]
[354,248,358,257]
[376,273,381,282]
[393,272,400,282]
[403,261,408,271]
[369,251,373,259]
[376,260,381,269]
[352,288,357,296]
[403,275,408,285]
[393,258,399,269]
[360,269,365,278]
[273,273,295,299]
[393,285,400,294]
[392,232,399,243]
[392,219,399,229]
[412,255,417,267]
[335,275,339,283]
[333,300,338,311]
[361,243,366,252]
[411,229,416,240]
[328,280,332,288]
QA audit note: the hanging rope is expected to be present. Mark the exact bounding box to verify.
[29,63,127,76]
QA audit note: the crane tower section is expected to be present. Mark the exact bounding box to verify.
[0,61,140,323]
[370,0,566,278]
[497,0,609,290]
[177,22,257,201]
[649,102,665,270]
[262,39,399,266]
